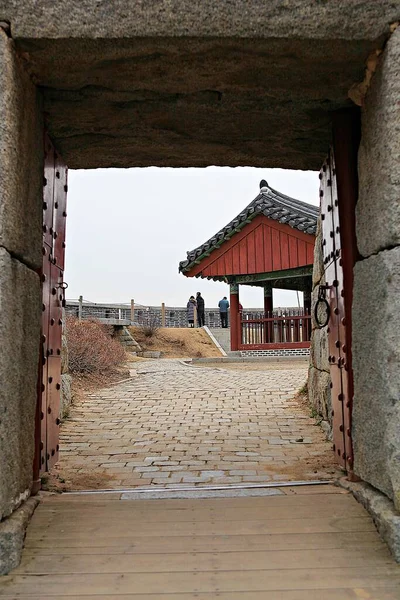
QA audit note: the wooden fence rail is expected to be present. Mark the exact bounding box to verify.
[240,311,311,350]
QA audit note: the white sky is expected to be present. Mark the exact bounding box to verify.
[64,167,319,308]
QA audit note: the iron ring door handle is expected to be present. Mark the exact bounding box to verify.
[314,285,331,328]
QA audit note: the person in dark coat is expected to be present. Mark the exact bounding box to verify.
[218,296,230,328]
[196,292,205,327]
[187,296,197,327]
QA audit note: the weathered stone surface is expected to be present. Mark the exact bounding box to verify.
[0,30,43,269]
[312,219,325,286]
[2,0,395,169]
[340,478,400,562]
[308,366,332,428]
[0,1,392,169]
[353,247,400,505]
[0,248,41,520]
[142,351,162,359]
[310,325,330,374]
[357,28,400,257]
[60,374,72,421]
[1,1,398,40]
[0,497,39,574]
[308,215,332,430]
[61,309,69,375]
[2,34,383,169]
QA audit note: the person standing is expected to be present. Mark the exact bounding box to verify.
[196,292,205,327]
[187,296,197,328]
[218,296,229,328]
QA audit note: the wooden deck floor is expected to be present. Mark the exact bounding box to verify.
[1,485,399,599]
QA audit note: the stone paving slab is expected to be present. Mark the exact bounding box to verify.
[57,359,339,489]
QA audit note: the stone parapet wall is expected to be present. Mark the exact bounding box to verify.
[65,302,300,329]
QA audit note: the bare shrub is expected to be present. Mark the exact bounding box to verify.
[138,319,160,338]
[66,317,126,374]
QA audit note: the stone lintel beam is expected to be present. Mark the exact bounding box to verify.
[1,1,399,40]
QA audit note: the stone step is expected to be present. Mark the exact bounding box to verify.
[209,327,231,353]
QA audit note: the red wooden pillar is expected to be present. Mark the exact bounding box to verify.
[264,284,273,342]
[264,284,273,314]
[304,289,311,313]
[230,283,240,351]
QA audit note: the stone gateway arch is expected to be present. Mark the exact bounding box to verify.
[0,0,399,571]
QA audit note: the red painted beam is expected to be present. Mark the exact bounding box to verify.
[185,215,315,278]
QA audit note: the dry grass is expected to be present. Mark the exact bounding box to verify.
[71,367,130,401]
[66,317,126,374]
[130,327,223,358]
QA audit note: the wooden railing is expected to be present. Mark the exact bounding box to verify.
[239,310,311,350]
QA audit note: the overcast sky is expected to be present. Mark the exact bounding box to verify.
[64,167,319,308]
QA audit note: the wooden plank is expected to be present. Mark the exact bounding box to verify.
[271,227,281,270]
[281,486,347,495]
[24,516,375,539]
[232,243,241,273]
[247,229,256,273]
[1,568,400,596]
[288,234,298,269]
[297,239,307,265]
[32,503,368,524]
[18,547,394,575]
[2,591,400,600]
[306,241,314,264]
[239,238,247,273]
[23,531,384,553]
[263,224,273,271]
[215,256,224,276]
[254,224,265,272]
[280,231,290,270]
[224,248,233,275]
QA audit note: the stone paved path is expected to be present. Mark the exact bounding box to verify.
[57,359,338,489]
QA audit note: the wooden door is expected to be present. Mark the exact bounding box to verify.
[39,135,68,473]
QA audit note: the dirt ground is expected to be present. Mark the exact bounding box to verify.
[69,367,130,406]
[130,327,223,358]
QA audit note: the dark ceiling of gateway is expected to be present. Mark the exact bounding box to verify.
[3,1,397,169]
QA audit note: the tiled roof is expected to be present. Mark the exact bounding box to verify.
[179,180,319,273]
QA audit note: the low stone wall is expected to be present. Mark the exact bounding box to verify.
[240,348,310,358]
[308,220,332,433]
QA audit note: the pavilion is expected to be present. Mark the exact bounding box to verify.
[179,180,318,353]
